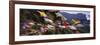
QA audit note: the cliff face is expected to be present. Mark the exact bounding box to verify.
[59,12,89,24]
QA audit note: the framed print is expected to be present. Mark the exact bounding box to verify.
[9,1,96,44]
